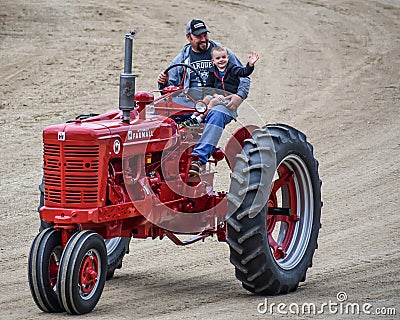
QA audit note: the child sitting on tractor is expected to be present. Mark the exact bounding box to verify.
[181,46,260,129]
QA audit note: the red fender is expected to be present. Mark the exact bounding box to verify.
[224,125,259,170]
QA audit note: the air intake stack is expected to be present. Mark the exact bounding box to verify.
[119,29,137,123]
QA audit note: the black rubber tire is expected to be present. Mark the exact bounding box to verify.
[38,181,52,231]
[37,183,130,280]
[28,228,64,313]
[57,230,107,314]
[227,124,322,295]
[105,237,130,279]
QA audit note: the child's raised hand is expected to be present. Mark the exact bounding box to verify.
[248,52,259,67]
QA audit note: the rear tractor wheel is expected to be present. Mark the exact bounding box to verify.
[227,124,322,295]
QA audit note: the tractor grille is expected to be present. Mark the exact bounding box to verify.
[43,143,100,204]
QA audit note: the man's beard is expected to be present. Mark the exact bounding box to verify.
[196,40,209,53]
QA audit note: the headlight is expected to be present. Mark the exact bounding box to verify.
[194,100,207,114]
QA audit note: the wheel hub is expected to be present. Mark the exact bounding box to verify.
[266,154,314,270]
[79,251,99,295]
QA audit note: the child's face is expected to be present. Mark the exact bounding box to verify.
[212,50,229,70]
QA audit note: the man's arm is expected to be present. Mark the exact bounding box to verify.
[225,48,251,101]
[157,50,187,89]
[221,47,250,111]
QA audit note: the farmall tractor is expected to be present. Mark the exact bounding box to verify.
[28,30,322,314]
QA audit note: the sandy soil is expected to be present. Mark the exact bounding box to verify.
[0,0,399,319]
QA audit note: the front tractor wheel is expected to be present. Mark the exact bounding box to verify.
[28,228,64,313]
[227,124,322,295]
[38,187,130,280]
[57,230,107,314]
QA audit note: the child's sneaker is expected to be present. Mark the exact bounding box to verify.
[188,161,202,176]
[180,116,199,128]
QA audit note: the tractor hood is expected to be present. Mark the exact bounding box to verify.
[43,115,179,150]
[43,122,112,142]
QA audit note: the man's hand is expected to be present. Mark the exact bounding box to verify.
[157,72,169,85]
[225,94,243,112]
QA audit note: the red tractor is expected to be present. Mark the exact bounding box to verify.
[28,30,322,314]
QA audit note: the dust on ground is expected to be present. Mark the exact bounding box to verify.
[0,0,399,319]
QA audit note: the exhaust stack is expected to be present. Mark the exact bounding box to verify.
[119,29,137,123]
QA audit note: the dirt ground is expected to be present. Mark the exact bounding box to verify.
[0,0,399,319]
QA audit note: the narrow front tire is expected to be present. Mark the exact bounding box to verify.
[57,230,107,314]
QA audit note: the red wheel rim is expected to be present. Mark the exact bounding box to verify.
[79,250,99,296]
[49,250,61,288]
[267,163,299,260]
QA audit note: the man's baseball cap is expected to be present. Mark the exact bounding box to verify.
[186,19,209,36]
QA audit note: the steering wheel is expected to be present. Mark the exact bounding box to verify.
[163,63,205,87]
[161,63,208,120]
